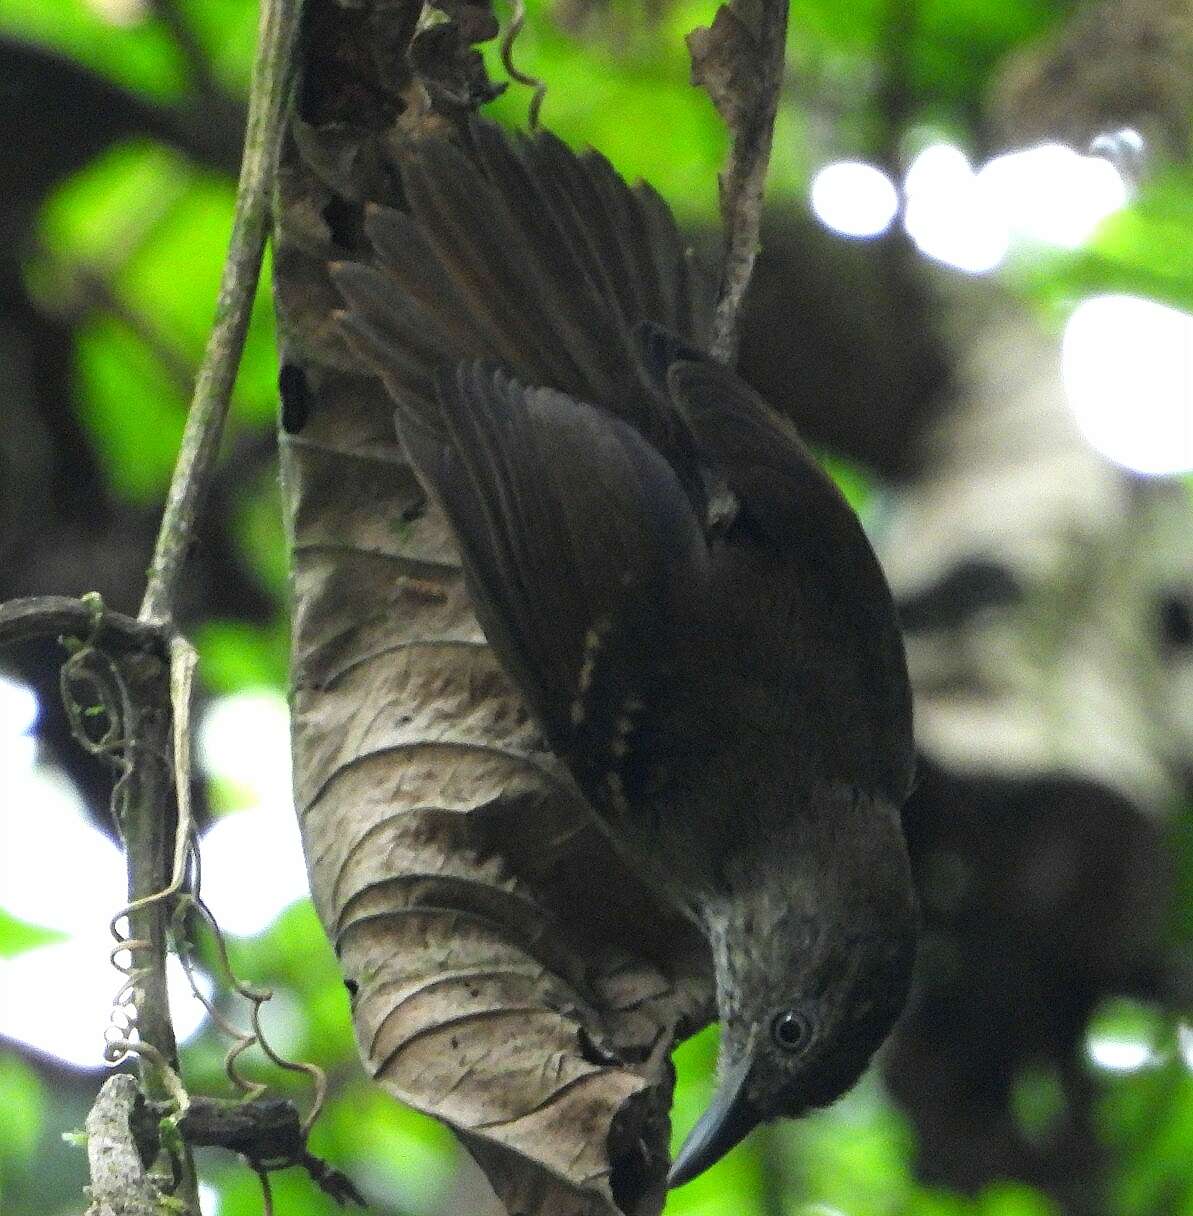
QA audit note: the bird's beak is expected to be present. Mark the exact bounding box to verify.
[668,1054,759,1188]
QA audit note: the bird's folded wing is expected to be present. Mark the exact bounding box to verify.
[342,120,709,443]
[666,357,917,803]
[346,359,710,794]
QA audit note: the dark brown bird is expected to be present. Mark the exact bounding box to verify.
[331,119,918,1187]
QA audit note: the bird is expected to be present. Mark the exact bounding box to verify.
[330,118,919,1189]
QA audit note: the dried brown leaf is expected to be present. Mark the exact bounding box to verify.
[273,4,712,1213]
[687,3,762,131]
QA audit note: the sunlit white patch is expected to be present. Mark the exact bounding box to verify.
[199,804,310,937]
[977,143,1128,249]
[166,953,215,1041]
[903,144,1008,274]
[0,766,125,933]
[197,691,305,935]
[1062,295,1193,475]
[198,1183,221,1216]
[0,675,38,737]
[0,741,215,1065]
[199,690,293,804]
[1178,1023,1193,1070]
[1090,127,1147,183]
[810,161,899,239]
[0,941,210,1068]
[83,0,150,26]
[1086,1033,1154,1073]
[0,675,38,776]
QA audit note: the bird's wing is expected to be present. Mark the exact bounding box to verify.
[665,355,917,804]
[341,358,711,794]
[340,120,709,445]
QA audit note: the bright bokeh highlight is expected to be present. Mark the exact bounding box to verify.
[819,140,1130,275]
[0,944,211,1068]
[84,0,150,25]
[199,804,310,937]
[198,690,309,936]
[1086,1034,1154,1073]
[1062,294,1193,475]
[809,161,899,238]
[977,142,1128,249]
[0,673,38,735]
[903,143,1009,273]
[198,688,293,799]
[0,677,210,1065]
[0,680,306,1064]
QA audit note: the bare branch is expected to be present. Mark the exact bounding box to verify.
[689,0,790,364]
[0,595,162,655]
[135,1095,366,1205]
[54,3,306,1215]
[139,0,302,629]
[83,1075,161,1216]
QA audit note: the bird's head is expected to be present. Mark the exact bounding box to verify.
[669,797,917,1187]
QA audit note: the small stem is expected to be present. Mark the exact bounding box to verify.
[84,1075,161,1216]
[0,595,161,654]
[75,5,304,1214]
[707,0,789,365]
[139,0,302,628]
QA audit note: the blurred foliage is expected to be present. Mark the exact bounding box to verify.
[0,1054,45,1194]
[0,909,68,958]
[3,0,1193,1214]
[1022,168,1193,319]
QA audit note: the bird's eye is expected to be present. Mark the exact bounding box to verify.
[770,1009,812,1053]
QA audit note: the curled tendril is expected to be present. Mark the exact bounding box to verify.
[61,613,326,1142]
[500,0,547,128]
[172,856,328,1134]
[57,610,149,1067]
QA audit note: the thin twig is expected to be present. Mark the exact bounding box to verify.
[84,1075,161,1216]
[69,4,304,1214]
[139,0,302,628]
[693,0,790,364]
[171,885,329,1131]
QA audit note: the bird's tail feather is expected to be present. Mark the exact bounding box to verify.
[333,118,711,442]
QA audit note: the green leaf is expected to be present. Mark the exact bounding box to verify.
[821,453,873,514]
[0,1053,45,1164]
[73,315,187,503]
[1098,1057,1193,1216]
[194,619,289,696]
[910,0,1060,103]
[1020,169,1193,317]
[0,909,68,958]
[978,1181,1060,1216]
[175,0,259,95]
[314,1083,458,1213]
[208,1162,347,1216]
[116,173,238,361]
[0,1,188,99]
[233,470,289,596]
[1011,1062,1066,1147]
[485,0,725,223]
[38,141,191,265]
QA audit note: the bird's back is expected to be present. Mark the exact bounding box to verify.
[332,120,914,872]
